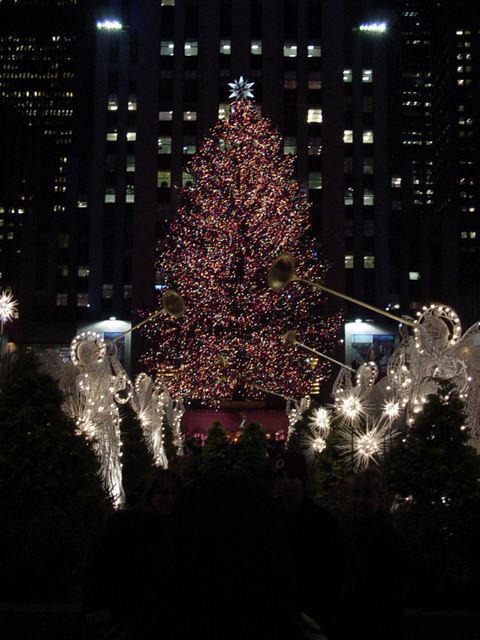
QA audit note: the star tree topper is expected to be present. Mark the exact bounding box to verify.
[228,76,255,101]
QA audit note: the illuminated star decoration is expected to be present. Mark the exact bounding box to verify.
[336,416,396,471]
[0,290,17,324]
[301,406,332,462]
[228,76,255,100]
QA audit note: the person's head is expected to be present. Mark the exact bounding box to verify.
[273,449,308,512]
[138,467,184,516]
[349,466,387,518]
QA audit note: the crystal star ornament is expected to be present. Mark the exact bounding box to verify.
[228,76,254,101]
[0,291,17,323]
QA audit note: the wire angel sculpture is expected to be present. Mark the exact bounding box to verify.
[285,394,311,436]
[131,373,168,468]
[161,388,185,456]
[65,332,131,506]
[386,304,480,449]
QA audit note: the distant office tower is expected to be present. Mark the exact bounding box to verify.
[0,0,95,345]
[86,0,398,372]
[395,0,480,325]
[6,0,477,374]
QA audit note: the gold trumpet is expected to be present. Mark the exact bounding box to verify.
[269,252,416,327]
[250,381,293,401]
[283,329,355,372]
[215,354,227,368]
[104,289,185,347]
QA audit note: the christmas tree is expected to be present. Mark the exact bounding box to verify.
[141,79,342,406]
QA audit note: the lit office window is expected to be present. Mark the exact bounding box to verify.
[183,136,196,154]
[344,130,353,143]
[307,44,321,57]
[391,176,402,187]
[284,43,297,57]
[157,171,171,187]
[128,95,137,110]
[158,137,172,154]
[126,185,134,202]
[345,255,354,269]
[344,188,354,205]
[364,256,375,269]
[284,137,297,154]
[343,69,352,82]
[308,172,322,189]
[363,130,374,143]
[126,131,136,141]
[363,191,374,205]
[409,272,421,280]
[159,111,173,120]
[56,293,68,306]
[78,266,89,277]
[78,293,89,306]
[184,111,196,120]
[126,155,135,171]
[218,103,229,119]
[160,41,174,56]
[251,41,262,55]
[220,40,231,53]
[182,171,193,186]
[362,69,373,82]
[108,95,118,111]
[184,40,198,56]
[307,109,322,123]
[106,131,118,141]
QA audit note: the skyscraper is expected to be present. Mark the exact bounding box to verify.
[3,0,478,378]
[0,0,95,346]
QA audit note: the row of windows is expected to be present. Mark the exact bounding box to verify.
[159,41,321,58]
[108,125,373,143]
[56,285,132,307]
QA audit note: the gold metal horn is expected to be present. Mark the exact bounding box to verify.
[161,289,185,318]
[215,354,227,368]
[269,252,416,327]
[268,252,298,291]
[104,289,185,347]
[282,330,355,372]
[250,381,293,401]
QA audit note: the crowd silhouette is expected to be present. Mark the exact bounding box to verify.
[82,457,405,640]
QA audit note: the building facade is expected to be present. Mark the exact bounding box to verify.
[1,0,478,376]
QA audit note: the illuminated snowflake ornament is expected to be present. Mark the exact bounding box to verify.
[0,290,17,324]
[228,76,254,101]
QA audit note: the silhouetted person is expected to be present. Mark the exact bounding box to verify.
[82,468,184,640]
[336,466,405,640]
[273,450,343,639]
[165,471,301,639]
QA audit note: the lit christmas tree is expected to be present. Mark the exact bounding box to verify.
[141,79,342,406]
